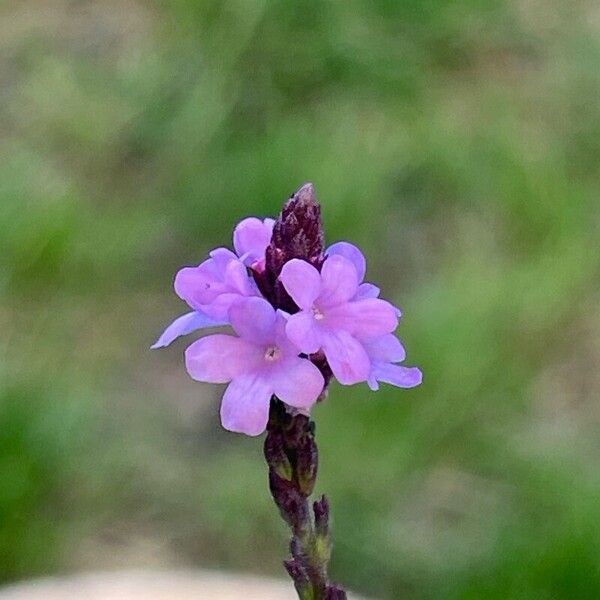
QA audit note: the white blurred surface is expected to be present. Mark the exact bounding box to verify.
[0,570,297,599]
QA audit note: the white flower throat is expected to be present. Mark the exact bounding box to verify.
[264,346,282,361]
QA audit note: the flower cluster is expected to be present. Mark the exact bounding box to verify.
[153,183,421,436]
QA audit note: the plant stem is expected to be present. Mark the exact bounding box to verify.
[264,398,347,600]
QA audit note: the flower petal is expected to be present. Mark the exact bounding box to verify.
[327,242,366,282]
[319,255,359,307]
[279,259,321,309]
[271,357,324,409]
[174,262,223,311]
[209,247,238,271]
[220,374,272,436]
[355,283,380,300]
[224,258,258,296]
[273,310,300,355]
[372,364,423,389]
[185,334,262,383]
[151,311,226,349]
[327,298,398,338]
[362,334,406,363]
[174,252,258,319]
[322,330,371,385]
[228,297,276,344]
[286,311,322,354]
[233,217,274,265]
[367,374,380,391]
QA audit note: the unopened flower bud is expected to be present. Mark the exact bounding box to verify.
[296,427,318,496]
[313,494,330,538]
[262,182,325,311]
[326,584,348,599]
[269,471,309,534]
[264,429,293,481]
[284,559,311,598]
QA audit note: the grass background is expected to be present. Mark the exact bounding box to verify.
[1,1,599,598]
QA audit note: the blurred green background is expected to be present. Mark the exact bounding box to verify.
[1,1,599,598]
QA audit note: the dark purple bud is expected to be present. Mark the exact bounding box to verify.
[264,429,292,481]
[269,470,309,534]
[296,428,318,496]
[283,412,310,449]
[325,584,348,599]
[290,535,305,561]
[284,559,311,597]
[269,182,324,268]
[313,494,330,538]
[260,182,326,311]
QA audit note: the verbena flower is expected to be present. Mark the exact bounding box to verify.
[233,217,275,270]
[361,333,423,391]
[153,220,273,349]
[185,297,324,435]
[153,183,422,598]
[279,256,399,384]
[153,182,421,434]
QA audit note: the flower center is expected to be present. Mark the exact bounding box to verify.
[264,346,281,361]
[312,306,324,320]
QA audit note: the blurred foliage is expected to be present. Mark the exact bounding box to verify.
[1,0,599,598]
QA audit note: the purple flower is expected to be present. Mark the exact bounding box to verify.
[234,217,275,270]
[174,247,259,320]
[185,297,325,436]
[279,255,399,385]
[153,182,422,438]
[362,334,423,391]
[327,241,395,307]
[152,218,276,349]
[152,247,256,348]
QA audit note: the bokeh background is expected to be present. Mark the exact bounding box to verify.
[1,1,600,598]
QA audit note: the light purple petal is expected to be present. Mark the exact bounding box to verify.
[174,252,258,318]
[372,364,423,389]
[197,293,240,321]
[185,334,263,383]
[273,310,300,355]
[318,255,359,307]
[367,374,380,391]
[228,297,276,344]
[322,330,371,385]
[326,298,398,338]
[362,334,406,363]
[355,283,380,300]
[327,242,366,282]
[220,374,272,436]
[209,247,238,271]
[151,311,227,349]
[224,258,258,296]
[279,259,321,310]
[271,357,324,409]
[174,263,223,311]
[233,217,274,265]
[286,311,322,354]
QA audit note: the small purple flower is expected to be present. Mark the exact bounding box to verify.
[361,333,423,391]
[327,241,395,308]
[185,297,324,436]
[234,217,275,270]
[174,247,258,319]
[153,217,276,349]
[279,255,399,385]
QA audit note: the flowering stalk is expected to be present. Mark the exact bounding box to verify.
[152,182,422,598]
[264,397,345,599]
[260,185,343,597]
